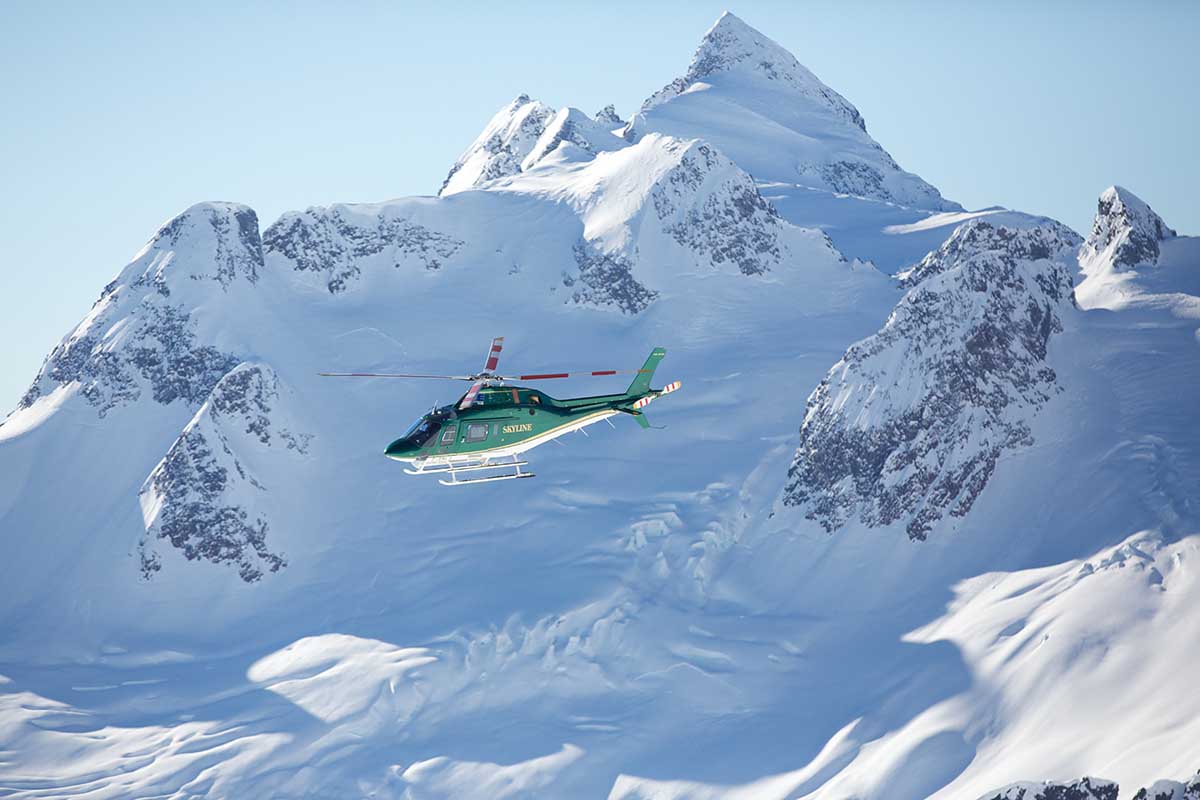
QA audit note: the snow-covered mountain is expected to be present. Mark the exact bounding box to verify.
[783,219,1082,540]
[625,12,955,213]
[3,12,1198,800]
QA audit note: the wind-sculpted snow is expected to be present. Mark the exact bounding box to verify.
[263,205,464,293]
[17,203,251,414]
[784,220,1081,539]
[980,777,1119,800]
[138,363,306,582]
[439,94,555,195]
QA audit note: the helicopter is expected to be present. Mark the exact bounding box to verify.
[320,338,680,485]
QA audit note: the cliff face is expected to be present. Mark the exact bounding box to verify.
[783,220,1080,539]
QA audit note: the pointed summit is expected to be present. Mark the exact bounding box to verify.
[1084,185,1176,269]
[439,95,555,196]
[626,12,957,211]
[668,11,865,132]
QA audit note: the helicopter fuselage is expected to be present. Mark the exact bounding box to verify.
[384,385,647,463]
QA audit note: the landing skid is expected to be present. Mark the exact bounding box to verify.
[405,455,535,486]
[439,470,535,487]
[404,459,529,476]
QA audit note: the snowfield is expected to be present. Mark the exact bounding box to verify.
[1,12,1197,800]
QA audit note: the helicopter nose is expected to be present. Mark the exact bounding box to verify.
[385,438,415,459]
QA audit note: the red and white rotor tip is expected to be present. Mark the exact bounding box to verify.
[632,380,680,409]
[484,337,504,374]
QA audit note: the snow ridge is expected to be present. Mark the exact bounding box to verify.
[521,107,628,170]
[640,11,865,132]
[17,203,254,414]
[980,777,1118,800]
[263,205,464,293]
[138,362,308,582]
[623,13,957,211]
[783,220,1081,539]
[439,95,556,195]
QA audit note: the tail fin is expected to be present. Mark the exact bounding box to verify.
[627,347,666,396]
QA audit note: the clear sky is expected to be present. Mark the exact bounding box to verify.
[2,0,1197,412]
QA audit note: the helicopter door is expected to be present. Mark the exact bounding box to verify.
[437,424,459,453]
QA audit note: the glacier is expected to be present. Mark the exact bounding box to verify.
[1,11,1198,800]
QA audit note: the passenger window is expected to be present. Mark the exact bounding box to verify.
[440,427,457,446]
[465,423,489,443]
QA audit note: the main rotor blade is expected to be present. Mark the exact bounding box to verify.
[497,369,654,381]
[318,372,476,380]
[483,337,504,374]
[459,379,486,410]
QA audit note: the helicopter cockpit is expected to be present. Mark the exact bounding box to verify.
[402,417,441,448]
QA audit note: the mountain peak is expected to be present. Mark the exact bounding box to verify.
[439,95,556,195]
[651,11,865,132]
[1086,184,1176,269]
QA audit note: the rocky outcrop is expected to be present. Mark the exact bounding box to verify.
[564,242,657,314]
[263,205,463,293]
[439,94,555,195]
[783,220,1081,539]
[18,203,253,415]
[521,107,628,170]
[1132,770,1200,800]
[980,777,1118,800]
[1082,185,1176,270]
[138,363,308,583]
[980,770,1200,800]
[649,138,784,276]
[594,104,625,127]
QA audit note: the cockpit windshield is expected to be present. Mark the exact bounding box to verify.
[404,418,441,448]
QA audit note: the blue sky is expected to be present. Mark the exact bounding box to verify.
[2,0,1197,411]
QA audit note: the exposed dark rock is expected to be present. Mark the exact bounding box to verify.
[438,95,555,195]
[900,218,1083,289]
[19,304,238,416]
[145,203,263,287]
[1085,185,1176,269]
[651,140,783,275]
[16,202,259,415]
[263,207,464,293]
[594,104,625,126]
[981,777,1118,800]
[783,220,1079,539]
[139,363,302,583]
[1131,769,1200,800]
[566,243,657,315]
